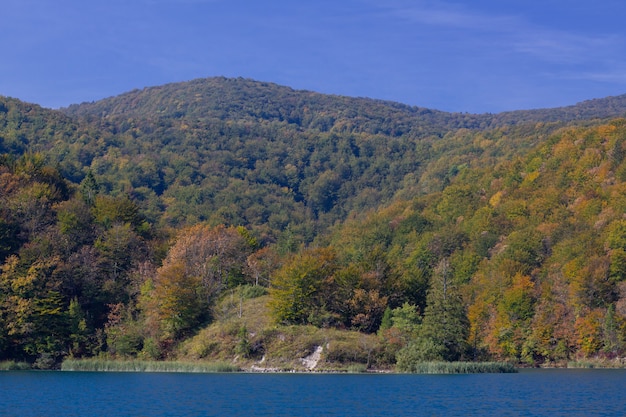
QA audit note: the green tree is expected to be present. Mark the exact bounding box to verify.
[419,259,469,361]
[80,170,99,207]
[67,298,90,357]
[95,222,144,303]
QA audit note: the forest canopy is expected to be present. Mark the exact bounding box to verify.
[2,78,626,369]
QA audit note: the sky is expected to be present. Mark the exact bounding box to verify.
[2,0,626,113]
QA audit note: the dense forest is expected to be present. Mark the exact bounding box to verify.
[2,77,626,370]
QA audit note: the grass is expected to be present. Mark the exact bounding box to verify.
[401,361,518,374]
[60,358,517,374]
[61,359,240,373]
[345,364,369,373]
[567,359,626,369]
[178,294,391,371]
[0,361,31,371]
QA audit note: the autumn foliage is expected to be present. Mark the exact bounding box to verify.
[4,83,626,368]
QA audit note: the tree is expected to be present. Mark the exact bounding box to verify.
[152,261,206,340]
[92,195,145,232]
[95,222,145,304]
[147,224,254,340]
[67,298,90,357]
[0,256,69,365]
[490,272,536,360]
[80,170,99,207]
[0,218,20,262]
[162,224,253,299]
[245,246,280,287]
[349,288,388,333]
[307,170,340,214]
[269,247,339,325]
[55,198,95,252]
[419,258,469,361]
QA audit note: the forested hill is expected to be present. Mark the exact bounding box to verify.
[63,77,460,136]
[488,94,626,126]
[4,78,626,245]
[4,79,626,369]
[64,77,626,131]
[59,77,626,239]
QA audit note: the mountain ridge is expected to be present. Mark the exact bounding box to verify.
[61,77,626,130]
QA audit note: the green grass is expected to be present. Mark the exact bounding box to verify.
[345,364,369,373]
[400,361,517,374]
[0,361,31,371]
[567,359,626,369]
[61,359,240,373]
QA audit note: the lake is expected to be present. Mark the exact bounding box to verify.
[1,369,625,416]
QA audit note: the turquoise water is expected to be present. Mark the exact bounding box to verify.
[1,369,625,416]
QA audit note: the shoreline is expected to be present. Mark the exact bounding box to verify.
[9,357,626,373]
[57,359,517,374]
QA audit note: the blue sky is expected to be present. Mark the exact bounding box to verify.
[2,0,626,113]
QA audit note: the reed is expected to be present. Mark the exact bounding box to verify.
[345,364,369,373]
[567,359,626,369]
[61,359,240,373]
[0,361,31,371]
[401,361,517,374]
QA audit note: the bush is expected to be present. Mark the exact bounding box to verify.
[0,361,31,371]
[235,326,252,358]
[239,285,268,300]
[139,338,161,360]
[396,339,445,371]
[325,341,370,364]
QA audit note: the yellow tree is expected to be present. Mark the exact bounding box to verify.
[147,224,254,339]
[269,247,339,325]
[153,261,205,339]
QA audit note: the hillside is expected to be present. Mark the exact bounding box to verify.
[314,119,626,365]
[57,79,626,241]
[3,78,626,369]
[5,79,626,246]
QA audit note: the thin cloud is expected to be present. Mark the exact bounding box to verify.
[371,0,625,66]
[381,2,515,32]
[514,32,622,65]
[139,0,223,4]
[560,69,626,84]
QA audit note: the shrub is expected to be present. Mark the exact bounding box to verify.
[0,361,31,371]
[396,339,445,371]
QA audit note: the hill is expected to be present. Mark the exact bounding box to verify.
[59,78,626,242]
[5,78,626,246]
[3,78,626,369]
[63,77,626,128]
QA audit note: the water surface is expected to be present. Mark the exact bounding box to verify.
[1,369,625,416]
